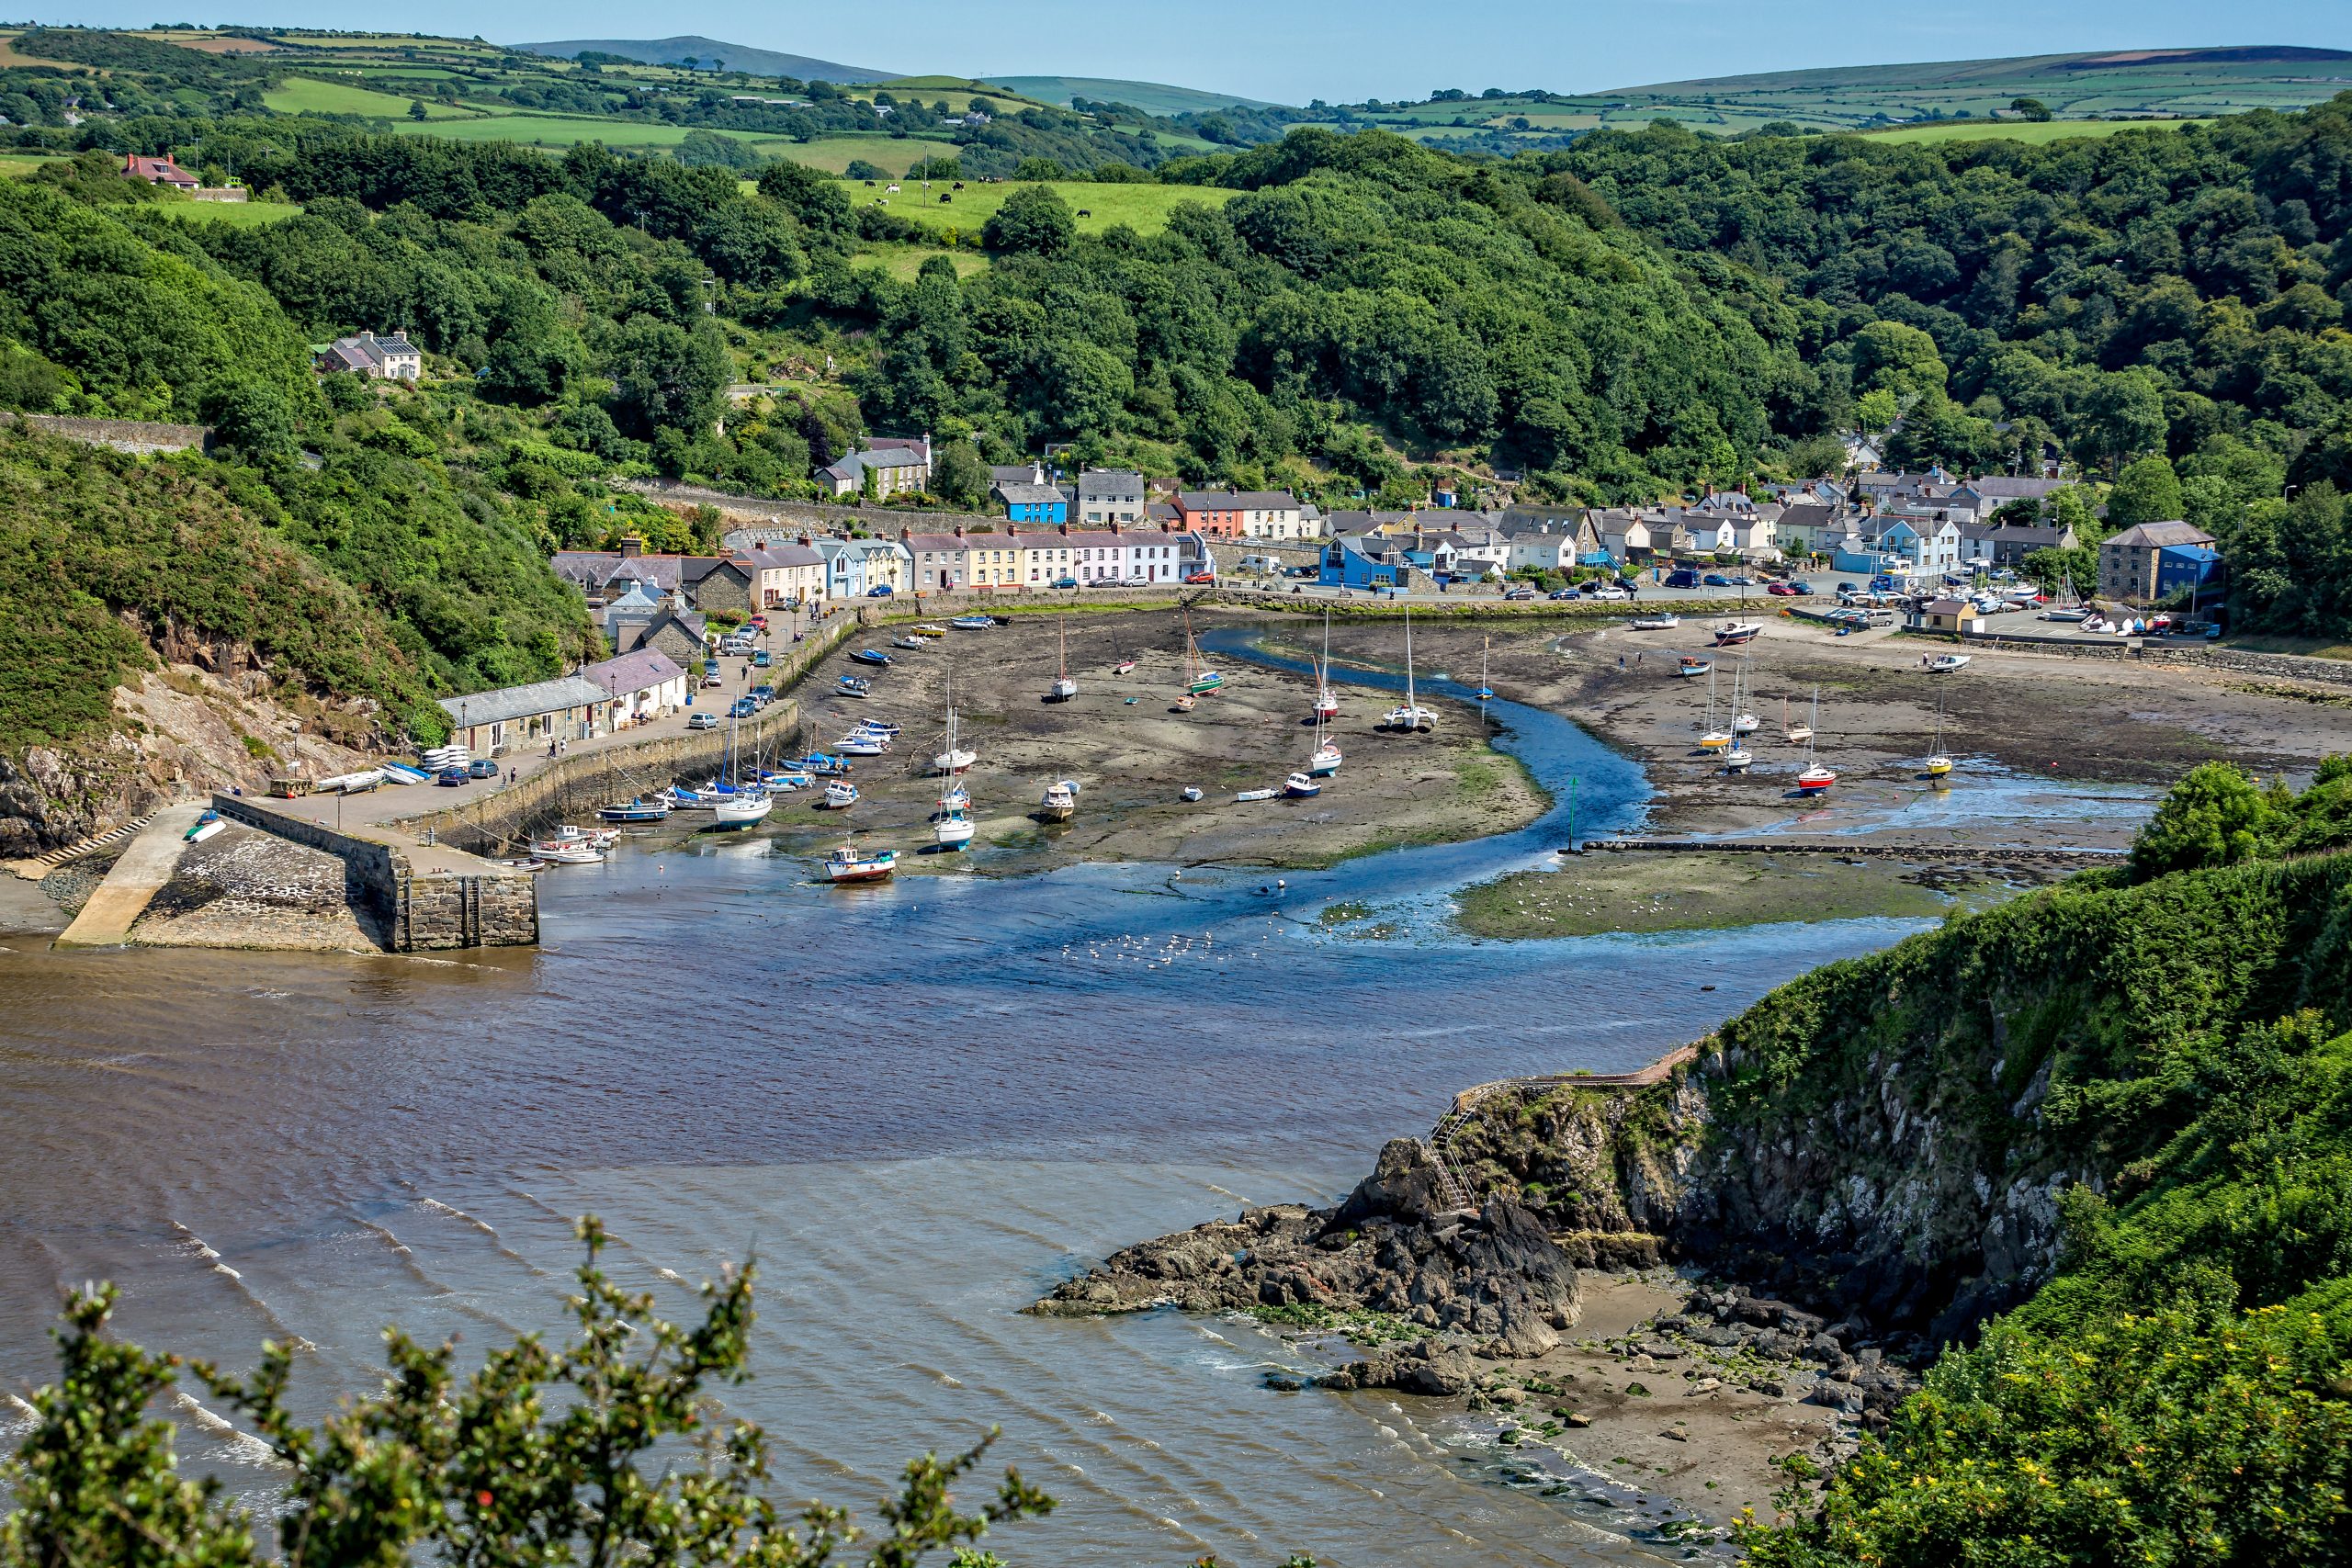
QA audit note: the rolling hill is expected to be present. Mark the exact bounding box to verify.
[984,75,1280,116]
[507,34,889,84]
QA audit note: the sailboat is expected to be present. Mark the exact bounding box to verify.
[1383,606,1434,730]
[707,716,775,830]
[1722,664,1752,772]
[1730,660,1759,733]
[1046,620,1078,703]
[933,775,975,849]
[1474,637,1495,705]
[1698,664,1732,750]
[1182,609,1223,696]
[1924,684,1954,782]
[933,667,977,774]
[1306,638,1343,777]
[1795,685,1836,795]
[1313,608,1340,719]
[1783,694,1813,746]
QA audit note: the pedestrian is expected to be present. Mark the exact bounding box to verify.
[1618,655,1625,670]
[508,767,517,785]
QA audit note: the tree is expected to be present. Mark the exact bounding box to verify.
[983,185,1076,256]
[2130,761,2270,880]
[208,378,300,462]
[2108,455,2186,529]
[407,98,427,121]
[605,314,729,440]
[932,439,988,507]
[2079,370,2167,475]
[1849,320,1946,399]
[2009,96,2052,121]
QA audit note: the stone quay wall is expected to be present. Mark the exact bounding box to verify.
[393,702,803,857]
[1,411,216,455]
[209,794,537,951]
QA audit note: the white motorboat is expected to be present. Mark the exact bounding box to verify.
[1630,613,1681,631]
[544,823,620,850]
[1283,772,1321,797]
[532,840,604,864]
[1236,786,1279,802]
[838,736,890,756]
[823,780,859,809]
[708,794,774,830]
[892,635,926,650]
[1713,620,1762,646]
[1927,653,1972,673]
[1384,607,1435,730]
[949,615,995,630]
[597,797,672,823]
[1039,780,1077,821]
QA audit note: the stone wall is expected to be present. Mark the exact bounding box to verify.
[615,478,989,535]
[1953,627,2352,688]
[392,701,803,856]
[0,411,214,455]
[209,794,537,951]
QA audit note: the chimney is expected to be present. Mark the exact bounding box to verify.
[798,533,813,547]
[1058,521,1070,536]
[899,526,911,542]
[753,538,766,551]
[1032,462,1045,485]
[618,535,645,558]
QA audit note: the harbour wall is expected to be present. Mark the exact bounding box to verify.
[209,794,538,951]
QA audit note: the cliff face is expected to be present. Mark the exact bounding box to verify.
[1442,855,2351,1349]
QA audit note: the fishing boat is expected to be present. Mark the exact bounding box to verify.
[1236,786,1279,803]
[596,796,673,823]
[1038,780,1077,821]
[836,675,872,699]
[1384,607,1435,730]
[912,623,949,637]
[1046,621,1078,703]
[1675,655,1713,678]
[1713,620,1762,647]
[543,824,621,851]
[1181,609,1223,695]
[796,753,852,777]
[1926,653,1972,673]
[184,809,223,843]
[933,669,978,773]
[850,649,893,667]
[1783,694,1812,747]
[759,771,813,793]
[823,779,860,809]
[1925,685,1954,781]
[849,720,900,738]
[532,840,604,864]
[891,634,926,650]
[949,615,995,630]
[1283,772,1321,798]
[1629,612,1681,631]
[824,837,897,883]
[1794,685,1836,795]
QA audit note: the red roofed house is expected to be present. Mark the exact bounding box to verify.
[123,153,199,190]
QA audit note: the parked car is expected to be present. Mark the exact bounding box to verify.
[1124,574,1152,586]
[729,698,757,718]
[1589,584,1632,601]
[701,673,723,688]
[751,684,776,704]
[435,767,468,787]
[752,650,771,668]
[1548,587,1579,600]
[1702,572,1732,587]
[1791,581,1815,595]
[1835,581,1860,595]
[468,758,499,779]
[1052,576,1079,589]
[1184,570,1216,584]
[1727,573,1755,586]
[866,584,894,597]
[1502,586,1536,601]
[686,712,718,730]
[1766,581,1798,596]
[1664,569,1702,589]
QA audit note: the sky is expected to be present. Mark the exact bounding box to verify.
[21,0,2352,102]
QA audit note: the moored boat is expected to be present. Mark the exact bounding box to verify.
[911,623,948,637]
[1236,786,1279,802]
[1046,621,1078,703]
[823,779,859,809]
[1713,620,1762,646]
[184,809,223,843]
[1723,743,1752,773]
[1383,606,1435,730]
[891,634,926,650]
[532,840,604,864]
[1180,785,1204,802]
[836,675,872,698]
[837,736,890,757]
[708,794,773,830]
[1113,659,1136,675]
[1675,655,1713,678]
[596,796,672,823]
[949,615,995,630]
[824,840,896,883]
[1307,740,1342,777]
[1038,780,1077,821]
[1630,612,1680,631]
[1794,684,1834,795]
[1927,653,1972,673]
[850,649,893,667]
[1283,772,1321,798]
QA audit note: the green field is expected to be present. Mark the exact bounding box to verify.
[850,245,990,283]
[831,179,1235,237]
[987,75,1280,117]
[1867,115,2213,144]
[264,76,474,118]
[765,134,962,175]
[141,198,307,227]
[0,152,62,177]
[389,113,770,152]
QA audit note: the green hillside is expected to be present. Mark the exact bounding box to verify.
[506,34,888,83]
[987,74,1280,116]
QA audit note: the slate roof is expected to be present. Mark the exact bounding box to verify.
[994,482,1067,507]
[2105,521,2215,549]
[581,649,684,697]
[1074,468,1145,501]
[1176,491,1302,511]
[438,674,611,728]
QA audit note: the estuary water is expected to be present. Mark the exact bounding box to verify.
[0,637,1937,1565]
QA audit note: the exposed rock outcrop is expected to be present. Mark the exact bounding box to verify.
[1029,1140,1581,1356]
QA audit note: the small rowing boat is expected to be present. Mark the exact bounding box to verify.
[950,615,995,630]
[1236,786,1279,803]
[849,649,893,667]
[836,675,872,698]
[184,809,223,843]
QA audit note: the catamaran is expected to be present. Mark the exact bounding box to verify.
[1047,619,1078,703]
[1795,686,1836,795]
[1384,606,1435,730]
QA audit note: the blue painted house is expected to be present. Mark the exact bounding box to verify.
[2156,544,2222,600]
[992,480,1069,524]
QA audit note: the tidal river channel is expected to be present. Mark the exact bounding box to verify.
[0,637,1957,1565]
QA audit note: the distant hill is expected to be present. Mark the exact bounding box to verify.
[985,75,1282,117]
[507,35,889,84]
[1580,45,2352,131]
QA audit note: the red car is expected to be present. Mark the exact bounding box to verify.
[1184,570,1216,584]
[1766,581,1798,596]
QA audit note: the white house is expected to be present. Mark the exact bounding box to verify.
[582,648,688,726]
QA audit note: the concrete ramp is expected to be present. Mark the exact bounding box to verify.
[53,802,208,949]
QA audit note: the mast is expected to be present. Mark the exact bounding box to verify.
[1404,606,1416,712]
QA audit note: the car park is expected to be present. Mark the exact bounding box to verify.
[686,712,718,730]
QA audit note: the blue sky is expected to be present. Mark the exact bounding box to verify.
[24,0,2352,102]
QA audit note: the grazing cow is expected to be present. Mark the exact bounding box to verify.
[864,179,876,186]
[940,193,952,202]
[953,180,966,189]
[1076,209,1091,218]
[886,183,900,192]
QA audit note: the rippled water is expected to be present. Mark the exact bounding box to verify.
[0,636,1956,1564]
